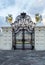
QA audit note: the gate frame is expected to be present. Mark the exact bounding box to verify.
[13,28,34,50]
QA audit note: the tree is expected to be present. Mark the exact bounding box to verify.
[6,14,13,23]
[35,13,42,22]
[35,13,40,22]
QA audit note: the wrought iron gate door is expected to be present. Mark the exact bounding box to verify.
[14,29,32,50]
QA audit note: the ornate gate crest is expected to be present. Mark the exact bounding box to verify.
[13,13,35,33]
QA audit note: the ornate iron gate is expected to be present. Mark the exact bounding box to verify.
[12,13,35,50]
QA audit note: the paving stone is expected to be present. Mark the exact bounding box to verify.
[0,50,45,65]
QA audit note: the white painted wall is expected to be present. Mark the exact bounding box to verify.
[35,27,45,50]
[0,27,12,50]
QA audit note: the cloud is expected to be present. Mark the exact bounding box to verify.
[0,0,15,9]
[0,0,45,22]
[30,0,45,14]
[42,9,45,17]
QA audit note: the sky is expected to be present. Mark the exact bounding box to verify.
[0,0,45,23]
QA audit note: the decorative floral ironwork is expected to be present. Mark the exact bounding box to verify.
[12,13,35,33]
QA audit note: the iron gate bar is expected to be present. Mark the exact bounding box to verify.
[14,33,16,50]
[22,28,25,50]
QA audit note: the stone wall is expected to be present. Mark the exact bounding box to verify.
[35,27,45,50]
[0,27,12,50]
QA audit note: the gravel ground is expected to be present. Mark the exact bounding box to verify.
[0,50,45,65]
